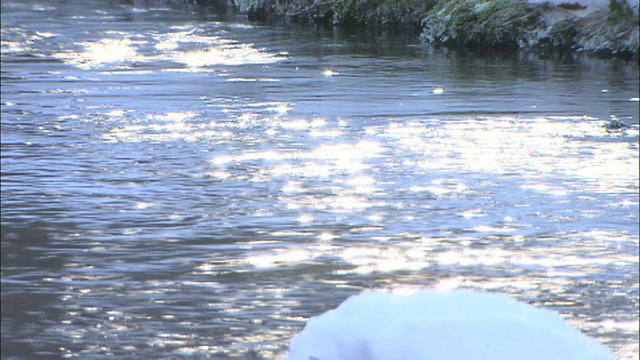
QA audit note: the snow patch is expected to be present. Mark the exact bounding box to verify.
[287,289,616,360]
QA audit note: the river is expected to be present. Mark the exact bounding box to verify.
[1,1,638,359]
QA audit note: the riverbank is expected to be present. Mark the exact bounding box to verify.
[202,0,639,60]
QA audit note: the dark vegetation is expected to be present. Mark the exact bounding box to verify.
[194,0,638,59]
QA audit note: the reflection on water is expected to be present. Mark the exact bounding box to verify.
[1,0,639,359]
[1,224,66,358]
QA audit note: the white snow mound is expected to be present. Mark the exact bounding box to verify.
[286,289,616,360]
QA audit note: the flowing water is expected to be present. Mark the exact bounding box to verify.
[1,1,639,359]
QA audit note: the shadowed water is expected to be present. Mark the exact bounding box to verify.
[1,1,639,359]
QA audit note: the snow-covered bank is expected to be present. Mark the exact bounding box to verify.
[212,0,639,59]
[286,289,617,360]
[527,0,638,15]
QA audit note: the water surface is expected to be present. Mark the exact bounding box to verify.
[1,1,639,359]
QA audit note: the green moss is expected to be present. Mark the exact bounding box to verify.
[608,0,633,19]
[575,9,639,59]
[419,0,638,59]
[420,0,538,49]
[517,19,579,55]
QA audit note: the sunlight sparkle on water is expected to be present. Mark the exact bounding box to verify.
[322,69,339,77]
[175,44,285,68]
[52,28,285,71]
[54,38,143,69]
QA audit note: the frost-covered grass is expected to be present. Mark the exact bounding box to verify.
[420,0,536,49]
[576,4,639,57]
[420,0,638,59]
